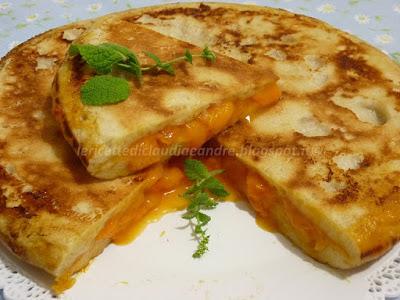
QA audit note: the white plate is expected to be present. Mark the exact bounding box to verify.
[1,201,399,299]
[56,201,400,300]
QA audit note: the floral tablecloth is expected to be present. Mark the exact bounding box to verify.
[0,0,399,63]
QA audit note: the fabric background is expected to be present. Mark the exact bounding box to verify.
[0,0,399,63]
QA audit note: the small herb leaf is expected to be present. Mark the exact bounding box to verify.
[144,51,162,65]
[195,192,217,209]
[70,43,216,106]
[203,177,229,197]
[159,62,175,75]
[192,234,209,258]
[201,46,217,63]
[70,44,124,74]
[197,212,211,225]
[69,44,79,56]
[182,159,228,258]
[184,49,193,64]
[116,62,143,82]
[81,75,130,106]
[182,212,196,219]
[184,159,210,181]
[100,43,140,65]
[144,51,175,75]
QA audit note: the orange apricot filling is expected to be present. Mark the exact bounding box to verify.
[123,83,281,172]
[218,155,331,251]
[96,162,191,244]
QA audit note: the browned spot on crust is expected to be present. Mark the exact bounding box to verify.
[126,3,231,21]
[333,37,385,85]
[360,154,373,168]
[336,53,381,82]
[0,166,58,217]
[330,177,359,204]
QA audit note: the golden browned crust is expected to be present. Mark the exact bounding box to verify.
[157,3,400,268]
[53,16,277,179]
[0,19,162,281]
[1,3,399,283]
[108,2,400,268]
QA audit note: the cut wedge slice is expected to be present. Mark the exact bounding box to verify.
[53,17,280,179]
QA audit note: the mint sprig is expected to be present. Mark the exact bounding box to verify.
[69,44,126,74]
[182,159,229,258]
[80,75,130,106]
[143,51,175,75]
[184,49,193,64]
[69,43,217,106]
[201,46,217,63]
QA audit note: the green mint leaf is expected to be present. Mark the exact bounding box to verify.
[184,177,227,199]
[71,44,125,74]
[144,51,175,75]
[144,51,162,65]
[73,43,216,108]
[197,212,211,226]
[131,63,143,81]
[182,212,196,219]
[184,159,210,181]
[203,177,229,197]
[69,44,79,56]
[159,62,175,75]
[193,234,209,258]
[195,192,217,209]
[100,43,143,80]
[201,46,216,63]
[194,225,203,234]
[184,49,193,64]
[187,201,201,214]
[87,43,142,82]
[181,159,229,258]
[183,185,200,198]
[100,43,140,65]
[81,75,130,106]
[116,62,143,82]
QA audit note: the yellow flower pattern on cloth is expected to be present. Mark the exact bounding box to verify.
[0,0,399,61]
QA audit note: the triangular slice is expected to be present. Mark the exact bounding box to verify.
[0,22,187,294]
[53,16,280,179]
[215,74,400,270]
[136,2,400,271]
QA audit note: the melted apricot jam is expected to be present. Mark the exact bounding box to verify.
[53,81,282,292]
[96,162,190,244]
[53,274,76,295]
[105,158,240,245]
[95,154,245,247]
[218,155,333,251]
[124,83,281,171]
[112,165,190,244]
[53,164,191,294]
[350,192,400,258]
